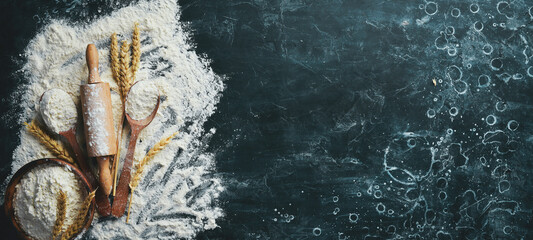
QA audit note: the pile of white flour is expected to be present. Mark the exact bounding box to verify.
[125,81,159,120]
[14,163,86,240]
[39,89,78,134]
[6,0,225,239]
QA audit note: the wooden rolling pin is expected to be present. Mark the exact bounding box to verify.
[80,44,117,197]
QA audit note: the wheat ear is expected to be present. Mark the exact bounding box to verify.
[24,120,76,165]
[60,190,95,240]
[130,132,179,190]
[112,24,142,196]
[110,34,126,195]
[131,23,141,82]
[118,40,131,99]
[126,132,179,222]
[111,35,131,196]
[113,41,130,193]
[52,190,67,240]
[110,33,120,82]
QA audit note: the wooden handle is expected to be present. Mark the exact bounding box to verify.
[60,130,112,216]
[111,126,141,217]
[95,188,112,216]
[86,44,100,84]
[97,156,112,196]
[61,130,96,186]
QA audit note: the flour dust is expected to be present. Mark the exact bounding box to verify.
[5,0,225,239]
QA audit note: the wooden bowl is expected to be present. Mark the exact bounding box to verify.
[4,158,96,240]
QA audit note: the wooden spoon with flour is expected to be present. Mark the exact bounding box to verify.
[39,89,95,184]
[112,80,160,217]
[39,88,113,215]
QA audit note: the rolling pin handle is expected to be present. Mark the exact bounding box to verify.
[86,44,100,84]
[97,156,113,196]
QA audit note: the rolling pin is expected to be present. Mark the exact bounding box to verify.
[80,44,117,197]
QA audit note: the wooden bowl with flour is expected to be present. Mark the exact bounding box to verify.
[4,158,95,240]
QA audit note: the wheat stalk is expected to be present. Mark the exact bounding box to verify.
[118,40,132,99]
[110,24,143,196]
[111,123,127,196]
[24,120,76,165]
[131,23,141,82]
[113,56,129,195]
[109,34,126,196]
[130,132,179,190]
[110,33,120,82]
[52,190,67,240]
[60,190,95,240]
[111,37,130,196]
[112,123,128,196]
[126,132,179,222]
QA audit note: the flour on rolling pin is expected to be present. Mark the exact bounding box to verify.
[82,84,114,156]
[125,81,159,120]
[39,89,77,133]
[14,164,86,240]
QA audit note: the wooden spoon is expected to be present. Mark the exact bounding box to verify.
[39,90,112,216]
[60,128,113,216]
[38,90,94,183]
[4,158,95,240]
[111,82,160,217]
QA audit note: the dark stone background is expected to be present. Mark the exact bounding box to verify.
[0,0,532,239]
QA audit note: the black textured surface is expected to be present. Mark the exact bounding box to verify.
[0,0,532,239]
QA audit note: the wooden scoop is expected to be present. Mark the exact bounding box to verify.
[39,89,112,216]
[38,89,96,186]
[60,128,114,216]
[60,128,96,184]
[111,81,160,217]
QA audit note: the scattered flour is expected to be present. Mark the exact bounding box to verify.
[6,0,225,239]
[125,81,159,120]
[39,89,77,134]
[14,163,86,240]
